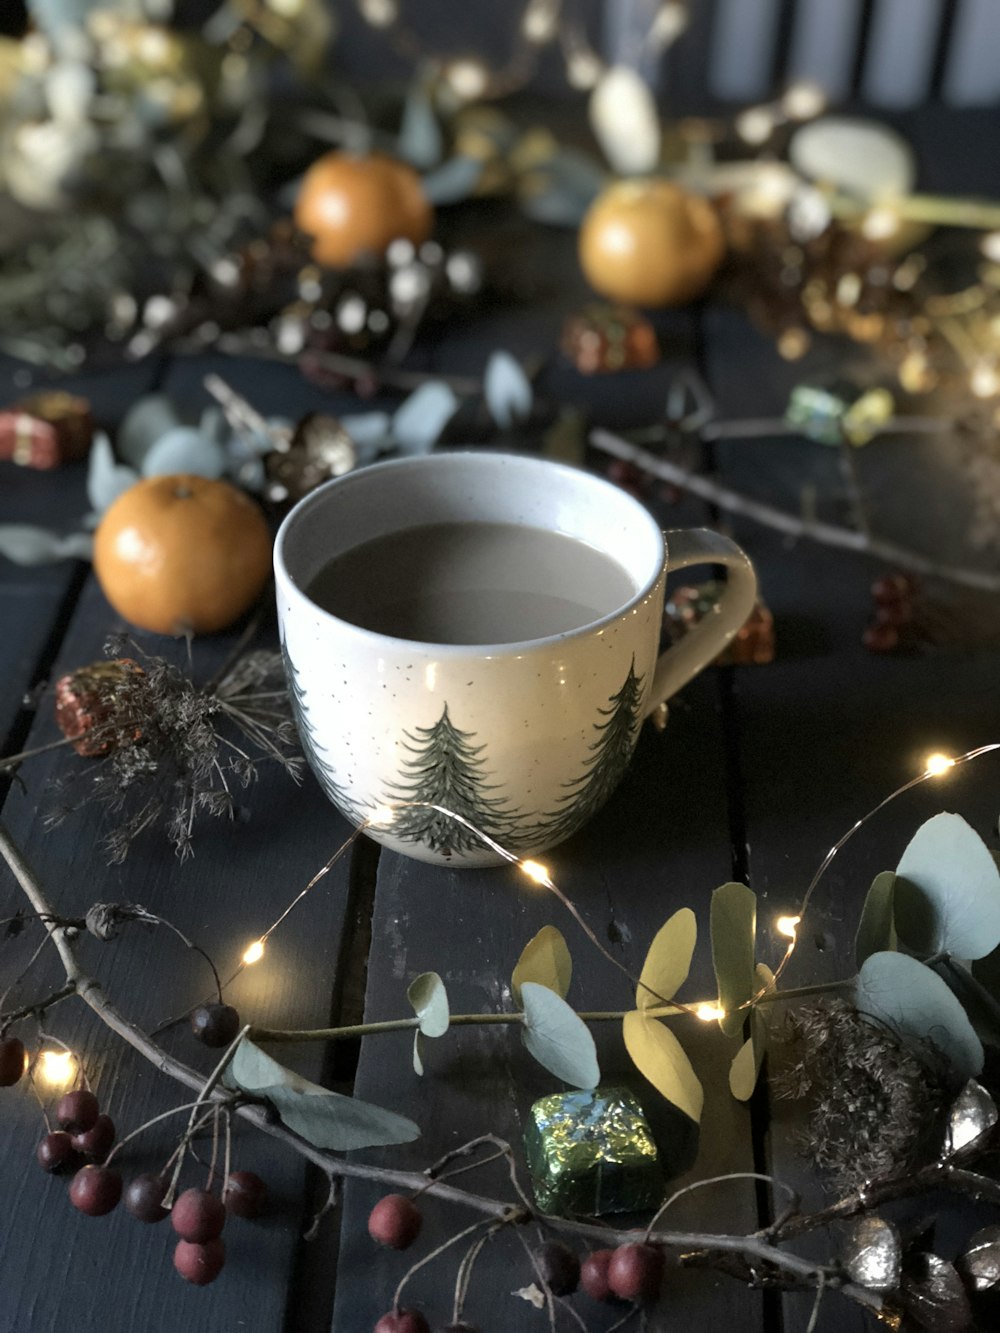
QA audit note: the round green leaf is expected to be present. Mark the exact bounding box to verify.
[894,813,1000,960]
[856,951,984,1081]
[856,871,897,967]
[711,882,756,1037]
[407,971,450,1037]
[521,981,599,1089]
[512,927,572,1007]
[636,908,696,1011]
[622,1009,703,1123]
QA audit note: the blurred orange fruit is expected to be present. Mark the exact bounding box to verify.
[294,151,434,267]
[579,178,725,307]
[93,474,272,635]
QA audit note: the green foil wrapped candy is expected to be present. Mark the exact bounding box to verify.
[524,1086,662,1217]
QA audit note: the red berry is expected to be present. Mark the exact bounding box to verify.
[580,1248,615,1301]
[871,573,914,605]
[72,1113,115,1163]
[536,1240,580,1295]
[373,1312,429,1333]
[0,1036,26,1086]
[36,1130,80,1174]
[174,1237,226,1286]
[125,1173,170,1223]
[224,1170,268,1219]
[55,1089,100,1135]
[69,1165,122,1216]
[367,1194,422,1250]
[190,1003,241,1049]
[607,1242,664,1302]
[171,1187,226,1243]
[863,622,900,654]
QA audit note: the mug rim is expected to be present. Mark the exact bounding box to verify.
[273,450,667,657]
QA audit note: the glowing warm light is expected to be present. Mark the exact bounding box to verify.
[735,106,775,146]
[444,59,490,101]
[242,939,266,966]
[566,50,603,90]
[782,82,826,120]
[971,361,1000,399]
[522,1,558,43]
[695,1002,726,1022]
[860,207,900,241]
[369,804,396,828]
[36,1050,76,1088]
[520,859,552,885]
[775,915,801,940]
[924,752,956,777]
[982,231,1000,263]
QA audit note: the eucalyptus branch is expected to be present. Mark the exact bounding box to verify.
[589,427,1000,595]
[0,821,883,1317]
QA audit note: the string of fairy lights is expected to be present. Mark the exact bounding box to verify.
[23,743,990,1092]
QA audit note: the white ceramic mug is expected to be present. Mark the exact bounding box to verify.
[274,452,756,866]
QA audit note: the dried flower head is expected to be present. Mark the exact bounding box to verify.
[46,636,302,862]
[773,998,951,1190]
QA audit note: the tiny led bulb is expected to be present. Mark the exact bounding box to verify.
[695,1002,725,1022]
[369,804,396,828]
[242,939,266,966]
[924,752,955,777]
[520,859,551,885]
[775,915,801,939]
[37,1049,76,1088]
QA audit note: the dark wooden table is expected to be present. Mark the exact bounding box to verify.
[3,110,1000,1333]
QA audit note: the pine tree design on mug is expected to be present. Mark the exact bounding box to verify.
[535,657,645,847]
[384,704,524,859]
[280,639,365,825]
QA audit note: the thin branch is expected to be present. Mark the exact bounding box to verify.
[589,427,1000,594]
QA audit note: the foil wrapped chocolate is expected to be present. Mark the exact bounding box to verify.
[523,1086,662,1216]
[784,383,894,447]
[561,306,659,374]
[0,392,94,469]
[664,582,775,666]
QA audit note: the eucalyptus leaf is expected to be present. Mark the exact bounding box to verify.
[855,951,983,1081]
[898,1253,973,1333]
[392,382,459,454]
[407,971,450,1037]
[856,871,897,967]
[622,1009,703,1123]
[511,926,572,1006]
[711,882,756,1038]
[483,352,533,430]
[841,1216,902,1292]
[413,1030,424,1077]
[589,66,661,175]
[520,981,599,1090]
[894,813,1000,960]
[87,432,138,513]
[943,1079,998,1157]
[421,156,484,206]
[228,1037,419,1150]
[141,426,227,479]
[398,81,443,169]
[636,907,695,1011]
[117,394,181,468]
[728,1031,759,1102]
[0,526,93,566]
[956,1225,1000,1293]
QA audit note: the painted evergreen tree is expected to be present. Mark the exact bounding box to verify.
[538,657,645,846]
[280,639,364,824]
[385,703,522,858]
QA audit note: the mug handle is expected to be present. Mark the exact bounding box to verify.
[643,528,758,718]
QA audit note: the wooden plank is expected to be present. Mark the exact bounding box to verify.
[0,576,358,1325]
[701,305,1000,1331]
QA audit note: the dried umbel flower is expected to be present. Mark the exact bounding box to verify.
[772,998,951,1189]
[46,637,302,862]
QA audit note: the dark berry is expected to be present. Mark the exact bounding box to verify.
[536,1240,580,1296]
[174,1237,226,1286]
[55,1088,100,1135]
[36,1130,80,1174]
[373,1312,429,1333]
[171,1187,226,1243]
[863,622,900,653]
[872,573,914,605]
[190,1003,241,1049]
[580,1248,615,1301]
[607,1242,664,1302]
[367,1194,422,1250]
[0,1036,26,1086]
[125,1173,170,1223]
[69,1165,122,1216]
[72,1113,115,1163]
[224,1170,268,1219]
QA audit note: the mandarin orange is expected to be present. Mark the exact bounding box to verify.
[294,151,434,268]
[93,474,272,635]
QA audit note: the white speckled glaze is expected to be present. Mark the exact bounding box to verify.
[274,452,756,866]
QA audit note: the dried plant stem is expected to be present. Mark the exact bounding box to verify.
[589,427,1000,595]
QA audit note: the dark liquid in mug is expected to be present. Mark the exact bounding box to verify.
[305,521,637,644]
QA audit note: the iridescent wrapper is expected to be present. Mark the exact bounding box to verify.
[524,1087,662,1217]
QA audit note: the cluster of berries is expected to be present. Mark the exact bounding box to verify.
[366,1193,666,1331]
